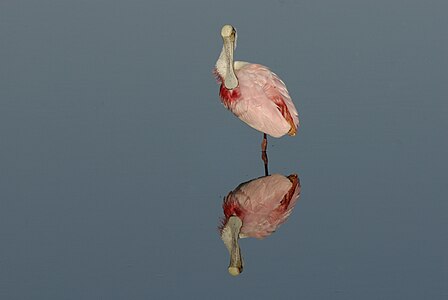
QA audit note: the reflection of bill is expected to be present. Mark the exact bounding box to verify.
[219,174,301,276]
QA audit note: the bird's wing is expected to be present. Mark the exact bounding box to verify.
[268,174,301,229]
[265,71,300,129]
[232,64,292,137]
[235,174,296,239]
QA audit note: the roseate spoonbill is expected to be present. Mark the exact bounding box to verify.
[219,173,301,276]
[214,24,300,174]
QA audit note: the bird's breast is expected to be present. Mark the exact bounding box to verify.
[219,84,241,108]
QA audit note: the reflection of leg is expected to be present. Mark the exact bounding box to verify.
[261,133,269,176]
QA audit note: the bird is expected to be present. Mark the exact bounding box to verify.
[214,24,300,174]
[219,173,301,276]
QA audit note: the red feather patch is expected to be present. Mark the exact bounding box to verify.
[219,195,245,233]
[219,84,241,108]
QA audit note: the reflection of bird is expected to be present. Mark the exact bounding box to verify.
[219,174,301,276]
[214,24,299,146]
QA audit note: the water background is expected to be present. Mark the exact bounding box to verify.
[1,0,447,299]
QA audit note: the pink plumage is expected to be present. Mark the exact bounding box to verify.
[216,63,299,138]
[216,25,301,276]
[214,25,299,138]
[220,173,301,239]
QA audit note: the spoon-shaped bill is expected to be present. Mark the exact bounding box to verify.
[221,216,243,276]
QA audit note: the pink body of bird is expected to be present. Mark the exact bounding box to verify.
[216,63,299,138]
[215,25,299,138]
[219,173,301,275]
[221,173,301,239]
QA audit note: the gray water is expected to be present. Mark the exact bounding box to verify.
[1,0,447,299]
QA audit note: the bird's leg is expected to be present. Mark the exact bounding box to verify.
[261,133,269,176]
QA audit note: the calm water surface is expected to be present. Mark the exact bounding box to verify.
[1,0,447,299]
